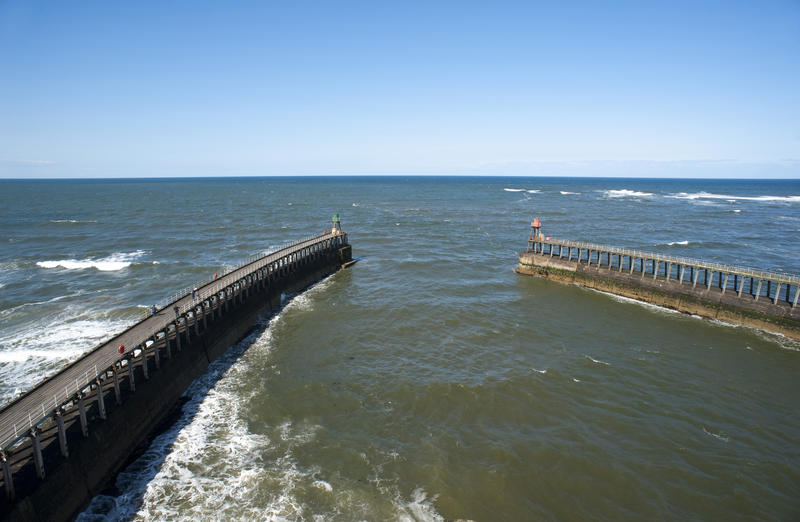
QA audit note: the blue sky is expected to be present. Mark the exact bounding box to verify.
[0,1,798,178]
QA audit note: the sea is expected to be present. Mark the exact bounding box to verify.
[0,176,799,521]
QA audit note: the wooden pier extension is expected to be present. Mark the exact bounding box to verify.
[0,223,352,521]
[516,228,800,341]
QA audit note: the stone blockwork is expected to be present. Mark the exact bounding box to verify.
[517,252,800,341]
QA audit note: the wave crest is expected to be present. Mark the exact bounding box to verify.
[603,189,654,198]
[36,251,148,271]
[670,192,800,202]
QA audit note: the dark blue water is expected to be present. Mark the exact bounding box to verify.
[1,176,799,520]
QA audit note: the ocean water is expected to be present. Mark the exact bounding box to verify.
[1,176,799,520]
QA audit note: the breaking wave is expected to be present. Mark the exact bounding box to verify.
[590,289,681,316]
[602,189,654,198]
[36,251,150,271]
[669,192,800,203]
[584,355,610,366]
[0,317,131,407]
[702,426,730,442]
[0,348,87,363]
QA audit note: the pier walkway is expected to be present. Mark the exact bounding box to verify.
[528,237,800,307]
[519,221,800,341]
[0,231,349,497]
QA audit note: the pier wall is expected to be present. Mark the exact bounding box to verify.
[0,237,352,522]
[516,241,800,341]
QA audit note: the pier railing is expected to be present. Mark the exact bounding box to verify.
[526,237,800,307]
[145,235,321,320]
[539,238,800,286]
[0,231,348,465]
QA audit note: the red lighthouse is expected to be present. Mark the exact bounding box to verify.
[527,218,542,252]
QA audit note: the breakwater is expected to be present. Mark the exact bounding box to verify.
[0,227,351,521]
[516,223,800,341]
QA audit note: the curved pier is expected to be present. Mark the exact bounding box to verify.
[0,227,352,521]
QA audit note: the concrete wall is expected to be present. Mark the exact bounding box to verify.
[1,246,351,522]
[517,252,800,341]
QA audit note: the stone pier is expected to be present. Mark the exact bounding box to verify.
[0,224,353,522]
[517,236,800,340]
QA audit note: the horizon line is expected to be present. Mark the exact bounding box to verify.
[2,174,799,181]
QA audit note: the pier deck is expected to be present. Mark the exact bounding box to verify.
[518,236,800,340]
[0,232,341,454]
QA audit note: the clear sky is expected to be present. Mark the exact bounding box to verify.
[1,1,798,178]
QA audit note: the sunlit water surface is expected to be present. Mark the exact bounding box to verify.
[0,177,798,520]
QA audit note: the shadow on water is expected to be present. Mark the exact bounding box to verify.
[75,308,280,521]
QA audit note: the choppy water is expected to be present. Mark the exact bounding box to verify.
[1,177,799,520]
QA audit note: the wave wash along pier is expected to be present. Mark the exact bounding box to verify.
[0,216,352,522]
[516,218,800,341]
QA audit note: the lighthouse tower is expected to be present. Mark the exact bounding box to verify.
[527,218,542,252]
[331,213,342,235]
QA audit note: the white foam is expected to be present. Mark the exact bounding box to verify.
[79,319,285,520]
[503,188,525,192]
[526,189,540,194]
[572,378,581,383]
[78,276,354,520]
[731,209,742,213]
[0,318,127,357]
[702,426,730,442]
[585,355,610,366]
[49,219,98,224]
[0,348,86,363]
[670,191,800,202]
[667,240,689,246]
[751,328,800,352]
[312,479,333,492]
[531,367,547,374]
[590,288,681,316]
[0,294,79,318]
[0,317,131,407]
[602,189,654,198]
[36,251,147,271]
[395,488,444,522]
[280,276,335,314]
[560,191,580,195]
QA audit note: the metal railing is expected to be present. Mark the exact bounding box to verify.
[0,232,348,453]
[534,238,800,286]
[138,235,323,321]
